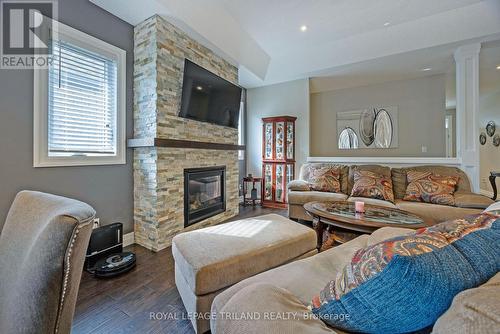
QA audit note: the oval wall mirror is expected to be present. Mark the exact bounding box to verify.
[373,109,393,148]
[338,127,359,149]
[359,109,376,146]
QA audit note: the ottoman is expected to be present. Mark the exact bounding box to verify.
[172,214,317,333]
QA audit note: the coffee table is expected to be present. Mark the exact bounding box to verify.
[304,201,431,251]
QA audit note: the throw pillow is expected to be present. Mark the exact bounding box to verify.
[350,170,394,202]
[308,213,500,333]
[403,171,459,206]
[308,166,341,193]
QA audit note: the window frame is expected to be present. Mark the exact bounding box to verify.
[34,19,126,167]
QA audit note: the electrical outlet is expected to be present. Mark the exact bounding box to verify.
[92,218,100,229]
[421,146,428,153]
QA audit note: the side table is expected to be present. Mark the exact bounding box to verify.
[242,176,262,207]
[489,171,500,200]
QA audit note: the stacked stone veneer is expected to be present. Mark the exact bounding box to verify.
[133,15,239,251]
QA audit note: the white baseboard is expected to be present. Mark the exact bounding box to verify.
[123,232,135,247]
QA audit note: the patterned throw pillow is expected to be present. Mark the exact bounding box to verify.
[308,213,500,333]
[308,167,341,193]
[403,171,459,206]
[350,170,394,202]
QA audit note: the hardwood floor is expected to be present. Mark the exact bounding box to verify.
[72,205,287,334]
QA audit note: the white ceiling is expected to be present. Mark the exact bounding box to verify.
[218,0,481,58]
[310,38,500,93]
[91,0,500,88]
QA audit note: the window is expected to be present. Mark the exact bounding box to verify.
[34,20,126,167]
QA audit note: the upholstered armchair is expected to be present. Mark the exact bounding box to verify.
[0,191,95,334]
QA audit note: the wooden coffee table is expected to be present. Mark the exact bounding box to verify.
[304,201,431,251]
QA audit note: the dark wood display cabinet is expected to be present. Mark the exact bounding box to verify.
[261,116,297,208]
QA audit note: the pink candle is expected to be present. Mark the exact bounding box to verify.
[355,201,365,213]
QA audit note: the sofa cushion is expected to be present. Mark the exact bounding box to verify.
[300,163,349,194]
[347,196,397,209]
[172,214,317,295]
[432,272,500,334]
[308,166,342,193]
[350,170,395,203]
[287,180,311,191]
[395,199,481,224]
[454,192,494,209]
[484,201,500,214]
[403,171,459,206]
[212,283,337,334]
[392,166,471,199]
[212,235,372,320]
[288,191,348,206]
[309,214,499,333]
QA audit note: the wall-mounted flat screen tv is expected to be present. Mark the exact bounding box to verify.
[179,59,242,129]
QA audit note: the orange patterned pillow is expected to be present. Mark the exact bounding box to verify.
[403,171,459,206]
[351,170,395,202]
[308,166,341,193]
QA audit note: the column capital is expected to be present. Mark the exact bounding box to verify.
[454,43,481,61]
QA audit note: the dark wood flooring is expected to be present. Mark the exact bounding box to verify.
[72,205,287,334]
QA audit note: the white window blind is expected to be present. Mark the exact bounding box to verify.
[48,39,117,155]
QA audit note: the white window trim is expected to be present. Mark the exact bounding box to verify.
[34,19,126,167]
[238,100,245,161]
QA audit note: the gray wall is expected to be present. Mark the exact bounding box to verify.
[310,75,447,157]
[0,0,134,232]
[246,79,310,176]
[479,89,500,193]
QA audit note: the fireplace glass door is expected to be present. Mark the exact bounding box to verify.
[184,166,226,227]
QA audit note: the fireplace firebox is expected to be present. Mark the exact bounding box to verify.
[184,166,226,227]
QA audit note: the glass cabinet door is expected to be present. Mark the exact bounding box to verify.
[264,122,273,160]
[275,164,284,202]
[286,122,294,160]
[286,164,294,185]
[275,122,284,160]
[285,164,294,202]
[264,164,273,201]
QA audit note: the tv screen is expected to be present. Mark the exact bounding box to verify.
[179,59,242,129]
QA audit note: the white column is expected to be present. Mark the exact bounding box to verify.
[454,43,481,192]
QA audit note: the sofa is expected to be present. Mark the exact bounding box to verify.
[211,203,500,333]
[288,163,494,224]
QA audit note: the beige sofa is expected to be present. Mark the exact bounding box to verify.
[288,164,494,224]
[211,205,500,333]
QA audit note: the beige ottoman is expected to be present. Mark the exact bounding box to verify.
[172,214,317,333]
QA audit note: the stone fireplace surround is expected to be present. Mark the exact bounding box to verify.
[131,15,240,252]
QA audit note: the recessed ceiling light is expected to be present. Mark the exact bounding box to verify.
[420,67,432,71]
[196,86,203,91]
[496,65,500,70]
[300,25,307,32]
[383,22,391,27]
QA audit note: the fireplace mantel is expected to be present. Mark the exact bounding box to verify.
[128,138,245,151]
